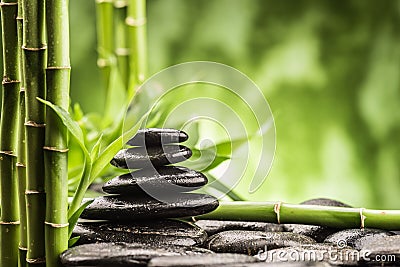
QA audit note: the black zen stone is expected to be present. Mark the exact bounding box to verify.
[110,145,192,169]
[73,219,207,247]
[80,193,219,221]
[324,228,394,249]
[284,198,352,242]
[359,235,400,265]
[60,242,212,267]
[148,253,260,267]
[103,166,207,195]
[195,220,283,236]
[205,231,316,255]
[128,128,188,147]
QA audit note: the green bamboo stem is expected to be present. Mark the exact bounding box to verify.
[44,0,70,265]
[126,0,147,91]
[195,201,400,230]
[96,0,114,91]
[22,0,47,265]
[0,0,21,266]
[114,0,129,88]
[16,0,28,266]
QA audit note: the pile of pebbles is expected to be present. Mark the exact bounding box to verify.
[61,129,400,267]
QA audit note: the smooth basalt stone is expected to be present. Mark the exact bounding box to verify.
[128,128,189,146]
[148,253,260,267]
[195,220,284,236]
[73,219,207,246]
[359,235,400,265]
[205,230,316,255]
[103,166,207,195]
[110,145,192,169]
[80,193,219,221]
[261,244,358,266]
[284,198,352,242]
[324,228,394,249]
[60,242,213,267]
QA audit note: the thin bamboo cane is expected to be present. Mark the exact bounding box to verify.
[114,0,129,88]
[195,201,400,230]
[22,0,47,265]
[0,0,21,266]
[44,0,70,265]
[126,0,147,91]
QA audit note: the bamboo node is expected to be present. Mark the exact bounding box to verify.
[126,17,147,27]
[25,190,45,195]
[45,221,69,228]
[2,77,20,84]
[22,45,47,51]
[114,0,128,8]
[360,208,366,229]
[16,162,26,167]
[43,146,69,153]
[18,246,28,251]
[25,121,46,128]
[0,2,18,6]
[96,0,113,3]
[0,221,20,225]
[97,58,111,68]
[26,258,46,264]
[115,48,130,56]
[46,66,71,70]
[20,87,26,93]
[273,201,282,224]
[0,150,16,157]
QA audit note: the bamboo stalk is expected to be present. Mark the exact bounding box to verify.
[44,0,70,265]
[114,0,129,88]
[22,0,47,265]
[96,0,114,91]
[0,0,21,266]
[195,201,400,230]
[126,0,147,91]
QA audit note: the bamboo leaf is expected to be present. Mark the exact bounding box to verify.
[206,174,244,201]
[37,98,90,158]
[90,134,103,161]
[68,236,80,248]
[68,199,94,238]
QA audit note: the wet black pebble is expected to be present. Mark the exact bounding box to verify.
[60,242,212,267]
[110,145,192,169]
[128,128,188,146]
[147,253,260,267]
[324,228,394,249]
[73,219,208,247]
[195,220,284,236]
[103,166,207,195]
[80,193,219,221]
[359,235,400,265]
[205,230,316,255]
[284,198,352,242]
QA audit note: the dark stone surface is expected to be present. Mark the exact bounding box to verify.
[80,193,219,221]
[324,228,394,249]
[359,235,400,265]
[284,198,352,242]
[205,230,316,255]
[195,220,284,236]
[103,166,207,195]
[73,219,208,247]
[221,262,332,267]
[127,128,188,147]
[260,244,358,266]
[147,253,260,267]
[110,145,192,169]
[60,242,212,266]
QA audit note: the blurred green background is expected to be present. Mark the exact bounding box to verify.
[70,0,400,209]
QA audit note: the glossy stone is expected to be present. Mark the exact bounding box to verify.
[205,230,316,255]
[103,166,207,195]
[73,219,207,246]
[195,220,283,236]
[324,228,394,249]
[128,128,189,147]
[80,193,219,221]
[60,242,212,267]
[110,145,192,169]
[148,253,260,267]
[284,198,352,242]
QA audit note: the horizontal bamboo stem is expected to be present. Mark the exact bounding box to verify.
[195,201,400,230]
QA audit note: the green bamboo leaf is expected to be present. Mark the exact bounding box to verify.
[206,173,244,201]
[37,98,90,158]
[68,236,80,248]
[90,134,103,162]
[68,199,94,238]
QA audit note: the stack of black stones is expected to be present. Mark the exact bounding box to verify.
[61,129,400,267]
